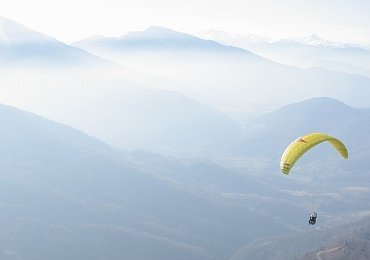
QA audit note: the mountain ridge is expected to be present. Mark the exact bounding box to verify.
[0,17,115,67]
[74,25,259,56]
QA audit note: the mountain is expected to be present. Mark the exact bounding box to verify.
[231,97,367,158]
[1,93,369,259]
[266,36,370,77]
[0,102,299,259]
[201,31,370,77]
[74,27,370,121]
[3,19,370,127]
[74,26,257,56]
[0,19,243,155]
[228,97,370,175]
[72,26,271,78]
[0,17,113,67]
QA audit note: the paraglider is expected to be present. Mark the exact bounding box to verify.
[280,132,348,175]
[309,212,317,225]
[280,132,348,225]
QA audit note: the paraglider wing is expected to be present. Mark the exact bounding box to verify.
[280,133,348,175]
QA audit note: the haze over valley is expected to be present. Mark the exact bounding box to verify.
[1,8,370,259]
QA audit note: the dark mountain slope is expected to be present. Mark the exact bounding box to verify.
[230,215,370,260]
[0,103,291,259]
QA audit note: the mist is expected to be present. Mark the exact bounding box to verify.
[1,16,370,259]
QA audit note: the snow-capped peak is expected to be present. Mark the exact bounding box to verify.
[300,34,323,45]
[275,34,348,48]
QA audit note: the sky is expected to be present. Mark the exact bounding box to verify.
[1,0,370,43]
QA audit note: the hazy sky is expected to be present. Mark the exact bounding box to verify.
[1,0,370,43]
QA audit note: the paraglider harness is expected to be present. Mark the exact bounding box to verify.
[309,212,317,225]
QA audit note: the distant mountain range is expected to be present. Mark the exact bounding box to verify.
[2,17,370,120]
[0,18,244,156]
[1,17,370,155]
[198,29,370,77]
[259,37,370,77]
[74,26,253,55]
[0,17,113,67]
[72,25,370,120]
[1,17,370,154]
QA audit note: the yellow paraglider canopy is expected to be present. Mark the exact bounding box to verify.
[280,132,348,175]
